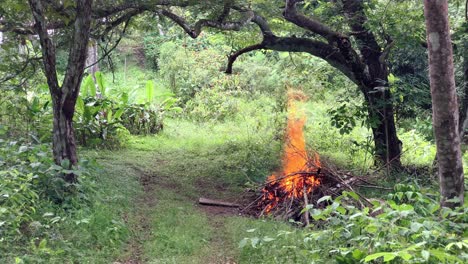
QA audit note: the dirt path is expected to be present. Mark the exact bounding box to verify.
[115,168,159,264]
[109,155,250,264]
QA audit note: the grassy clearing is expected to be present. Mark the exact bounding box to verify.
[85,117,290,263]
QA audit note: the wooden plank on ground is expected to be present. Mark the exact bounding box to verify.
[198,197,240,208]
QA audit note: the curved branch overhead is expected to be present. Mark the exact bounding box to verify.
[225,43,265,74]
[159,8,255,38]
[1,0,382,88]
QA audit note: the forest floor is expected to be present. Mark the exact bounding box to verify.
[91,120,289,264]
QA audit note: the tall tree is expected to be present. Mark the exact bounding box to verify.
[424,0,464,208]
[161,0,403,167]
[28,0,93,182]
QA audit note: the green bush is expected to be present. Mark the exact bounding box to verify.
[0,139,131,263]
[0,86,52,142]
[158,41,223,105]
[75,96,130,149]
[239,186,468,263]
[120,103,164,135]
[75,73,175,148]
[185,88,240,122]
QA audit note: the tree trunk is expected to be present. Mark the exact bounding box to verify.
[341,0,402,168]
[364,88,401,167]
[29,0,92,184]
[359,82,401,168]
[85,39,99,77]
[424,0,464,208]
[52,97,79,182]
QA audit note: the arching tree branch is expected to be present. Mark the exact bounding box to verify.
[159,8,255,38]
[92,0,193,18]
[226,35,356,83]
[225,43,265,74]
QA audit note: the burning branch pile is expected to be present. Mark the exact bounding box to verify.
[255,90,359,222]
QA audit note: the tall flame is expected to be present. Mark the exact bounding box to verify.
[262,90,321,213]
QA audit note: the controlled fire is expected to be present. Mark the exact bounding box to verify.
[260,91,322,215]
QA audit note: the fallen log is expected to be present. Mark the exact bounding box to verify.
[198,197,240,208]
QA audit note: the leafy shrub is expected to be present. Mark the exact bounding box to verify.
[158,41,223,105]
[0,86,52,142]
[75,96,130,149]
[239,186,468,263]
[143,32,163,70]
[121,103,164,134]
[0,169,39,240]
[185,88,240,122]
[0,139,130,262]
[75,73,177,148]
[233,52,285,95]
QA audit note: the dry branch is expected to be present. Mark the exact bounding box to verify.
[198,197,240,208]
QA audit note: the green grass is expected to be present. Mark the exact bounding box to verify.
[0,149,143,263]
[82,115,288,263]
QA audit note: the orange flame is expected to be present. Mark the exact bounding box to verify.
[262,91,321,213]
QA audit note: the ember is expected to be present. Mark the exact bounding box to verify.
[260,90,322,216]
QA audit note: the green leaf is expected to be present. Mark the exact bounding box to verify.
[107,110,113,123]
[344,191,360,201]
[383,254,396,262]
[76,96,85,113]
[60,159,71,168]
[317,195,332,204]
[251,237,260,248]
[352,249,365,260]
[95,72,105,96]
[388,73,396,84]
[81,75,95,97]
[18,145,28,153]
[364,252,395,262]
[349,212,363,219]
[146,80,155,104]
[114,108,124,120]
[410,222,423,232]
[38,239,47,249]
[121,92,129,105]
[429,249,462,262]
[398,251,412,261]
